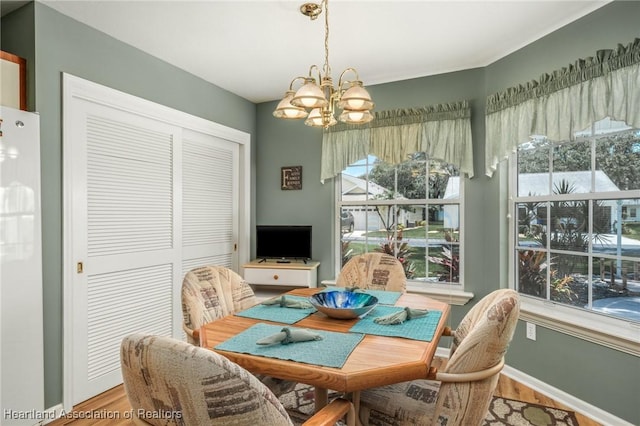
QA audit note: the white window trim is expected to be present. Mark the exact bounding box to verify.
[520,297,640,356]
[321,279,473,306]
[508,150,640,356]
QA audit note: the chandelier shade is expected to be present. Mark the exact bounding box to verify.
[273,90,309,119]
[306,107,337,127]
[291,77,328,109]
[338,109,374,124]
[338,81,374,111]
[273,0,374,129]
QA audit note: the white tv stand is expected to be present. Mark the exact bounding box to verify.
[242,259,320,288]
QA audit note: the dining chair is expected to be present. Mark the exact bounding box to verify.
[181,265,257,345]
[336,252,406,292]
[357,288,520,426]
[181,265,295,396]
[120,333,356,426]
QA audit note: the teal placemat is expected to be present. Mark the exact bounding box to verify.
[322,287,402,305]
[349,305,443,341]
[235,296,316,324]
[215,323,364,368]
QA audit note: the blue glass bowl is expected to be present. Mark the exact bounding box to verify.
[309,291,378,319]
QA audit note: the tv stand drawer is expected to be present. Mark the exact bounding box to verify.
[243,260,320,288]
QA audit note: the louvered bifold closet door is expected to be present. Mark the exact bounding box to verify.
[72,104,180,404]
[181,129,238,274]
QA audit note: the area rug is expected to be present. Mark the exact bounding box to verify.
[280,384,580,426]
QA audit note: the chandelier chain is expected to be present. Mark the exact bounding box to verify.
[323,0,331,77]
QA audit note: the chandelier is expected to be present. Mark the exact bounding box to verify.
[273,0,374,128]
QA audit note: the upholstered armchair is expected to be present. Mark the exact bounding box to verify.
[181,265,295,396]
[121,333,355,426]
[336,252,406,292]
[181,265,257,345]
[358,289,520,426]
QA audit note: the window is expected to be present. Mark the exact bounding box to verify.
[510,118,640,353]
[337,153,464,291]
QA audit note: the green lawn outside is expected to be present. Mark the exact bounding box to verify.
[362,223,458,241]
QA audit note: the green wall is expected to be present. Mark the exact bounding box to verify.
[3,0,638,423]
[2,2,257,408]
[256,2,639,423]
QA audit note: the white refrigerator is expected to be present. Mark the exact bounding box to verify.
[0,106,45,425]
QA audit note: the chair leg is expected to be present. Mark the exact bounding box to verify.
[351,390,364,426]
[346,402,356,426]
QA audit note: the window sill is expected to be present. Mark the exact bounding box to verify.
[320,280,474,306]
[406,283,473,305]
[520,297,640,357]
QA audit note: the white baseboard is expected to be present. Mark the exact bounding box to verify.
[41,404,63,425]
[435,347,632,426]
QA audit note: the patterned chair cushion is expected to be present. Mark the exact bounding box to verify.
[359,289,520,426]
[336,253,406,292]
[180,265,295,397]
[181,265,257,344]
[120,333,293,426]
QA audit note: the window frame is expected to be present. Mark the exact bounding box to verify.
[507,127,640,356]
[334,155,473,305]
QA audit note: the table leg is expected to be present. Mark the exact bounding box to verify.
[314,387,328,411]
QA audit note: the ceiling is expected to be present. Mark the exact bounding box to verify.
[4,1,611,103]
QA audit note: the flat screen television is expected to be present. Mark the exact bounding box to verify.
[256,225,312,261]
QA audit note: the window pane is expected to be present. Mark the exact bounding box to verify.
[340,206,357,267]
[518,137,550,196]
[551,253,588,298]
[516,202,545,249]
[399,213,427,280]
[550,253,588,308]
[368,159,400,200]
[593,198,640,259]
[552,140,592,194]
[595,128,640,191]
[342,156,374,180]
[396,153,427,200]
[431,159,459,200]
[549,199,588,252]
[592,258,640,322]
[427,243,460,283]
[341,156,377,202]
[425,204,460,283]
[516,249,548,299]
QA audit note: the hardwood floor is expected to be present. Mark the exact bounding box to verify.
[48,359,601,426]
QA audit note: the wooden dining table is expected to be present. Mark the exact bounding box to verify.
[200,287,450,419]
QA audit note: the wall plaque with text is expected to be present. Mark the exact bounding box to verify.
[281,166,302,190]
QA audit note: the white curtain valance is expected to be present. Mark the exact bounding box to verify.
[320,101,473,183]
[485,38,640,177]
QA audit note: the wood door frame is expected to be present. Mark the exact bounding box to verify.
[0,50,27,110]
[61,73,251,410]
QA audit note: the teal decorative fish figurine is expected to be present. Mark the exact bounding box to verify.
[256,327,323,346]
